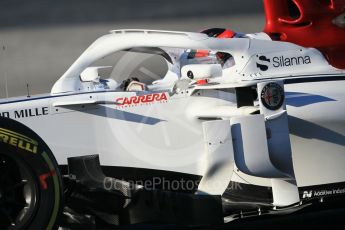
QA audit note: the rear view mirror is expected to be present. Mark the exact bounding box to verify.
[80,66,112,82]
[181,64,222,80]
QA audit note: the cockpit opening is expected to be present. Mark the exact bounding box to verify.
[79,46,235,93]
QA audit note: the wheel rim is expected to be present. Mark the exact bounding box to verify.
[0,153,39,230]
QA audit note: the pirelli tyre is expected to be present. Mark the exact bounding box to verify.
[0,117,63,230]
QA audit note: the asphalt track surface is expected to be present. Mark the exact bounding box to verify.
[0,0,264,98]
[1,1,345,229]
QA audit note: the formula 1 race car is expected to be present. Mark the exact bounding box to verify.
[1,0,345,229]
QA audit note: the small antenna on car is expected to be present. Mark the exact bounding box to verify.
[26,83,31,98]
[2,45,9,98]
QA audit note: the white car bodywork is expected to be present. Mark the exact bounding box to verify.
[1,29,345,208]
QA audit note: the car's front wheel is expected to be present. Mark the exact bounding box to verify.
[0,117,63,230]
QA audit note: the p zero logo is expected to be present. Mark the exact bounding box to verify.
[0,128,38,154]
[256,55,270,71]
[116,92,168,107]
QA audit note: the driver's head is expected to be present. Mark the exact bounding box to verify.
[187,28,236,59]
[200,28,236,38]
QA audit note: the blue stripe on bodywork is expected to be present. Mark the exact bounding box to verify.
[286,92,336,107]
